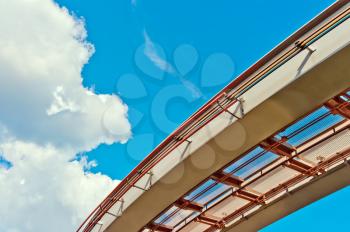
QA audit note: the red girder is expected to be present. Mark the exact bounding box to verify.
[261,137,313,173]
[211,171,243,187]
[146,223,172,232]
[196,214,224,228]
[174,198,204,212]
[325,96,350,119]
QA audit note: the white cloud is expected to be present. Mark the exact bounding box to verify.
[143,30,175,74]
[0,141,118,232]
[0,0,131,152]
[0,0,131,231]
[46,85,80,116]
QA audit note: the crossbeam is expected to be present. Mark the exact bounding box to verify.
[145,223,172,232]
[325,96,350,119]
[284,159,312,173]
[211,171,244,187]
[261,137,313,173]
[260,137,295,157]
[196,214,223,227]
[235,189,262,203]
[174,198,203,212]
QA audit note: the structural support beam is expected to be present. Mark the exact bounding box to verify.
[211,171,244,187]
[284,159,313,174]
[174,198,204,212]
[235,189,262,203]
[196,214,224,228]
[325,95,350,119]
[223,162,350,232]
[260,137,295,157]
[145,223,172,232]
[261,137,313,173]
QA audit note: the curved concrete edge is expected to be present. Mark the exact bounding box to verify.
[223,164,350,232]
[106,44,350,232]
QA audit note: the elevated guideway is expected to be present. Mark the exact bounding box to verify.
[77,1,350,232]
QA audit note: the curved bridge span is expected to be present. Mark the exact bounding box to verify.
[78,1,350,232]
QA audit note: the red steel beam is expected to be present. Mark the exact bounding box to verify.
[211,171,244,187]
[170,109,349,231]
[261,137,313,173]
[325,96,350,119]
[196,214,224,228]
[182,103,350,231]
[153,90,350,232]
[284,159,313,174]
[174,198,204,212]
[219,148,350,230]
[235,189,262,203]
[260,137,295,157]
[146,223,173,232]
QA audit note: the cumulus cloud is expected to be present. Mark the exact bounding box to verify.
[0,141,118,232]
[0,0,131,152]
[0,0,131,231]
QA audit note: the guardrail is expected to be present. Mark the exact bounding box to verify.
[149,90,350,231]
[77,1,350,231]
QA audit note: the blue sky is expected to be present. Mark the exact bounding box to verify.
[53,0,349,231]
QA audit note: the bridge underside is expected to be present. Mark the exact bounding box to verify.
[224,164,350,232]
[74,3,350,232]
[106,42,350,232]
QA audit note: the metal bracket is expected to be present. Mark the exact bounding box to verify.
[238,98,245,117]
[217,96,245,120]
[345,159,350,167]
[295,41,316,53]
[148,171,154,187]
[106,211,119,218]
[116,198,125,216]
[96,222,103,232]
[241,214,248,221]
[133,185,149,191]
[306,46,316,53]
[174,135,192,143]
[133,171,154,191]
[284,185,292,196]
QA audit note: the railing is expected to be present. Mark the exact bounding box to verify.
[152,90,350,232]
[77,1,350,231]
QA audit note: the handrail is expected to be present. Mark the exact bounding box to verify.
[77,1,350,231]
[152,95,350,231]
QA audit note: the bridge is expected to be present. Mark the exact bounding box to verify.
[77,1,350,231]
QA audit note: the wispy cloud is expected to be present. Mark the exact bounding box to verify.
[143,30,175,74]
[179,77,203,98]
[142,30,203,98]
